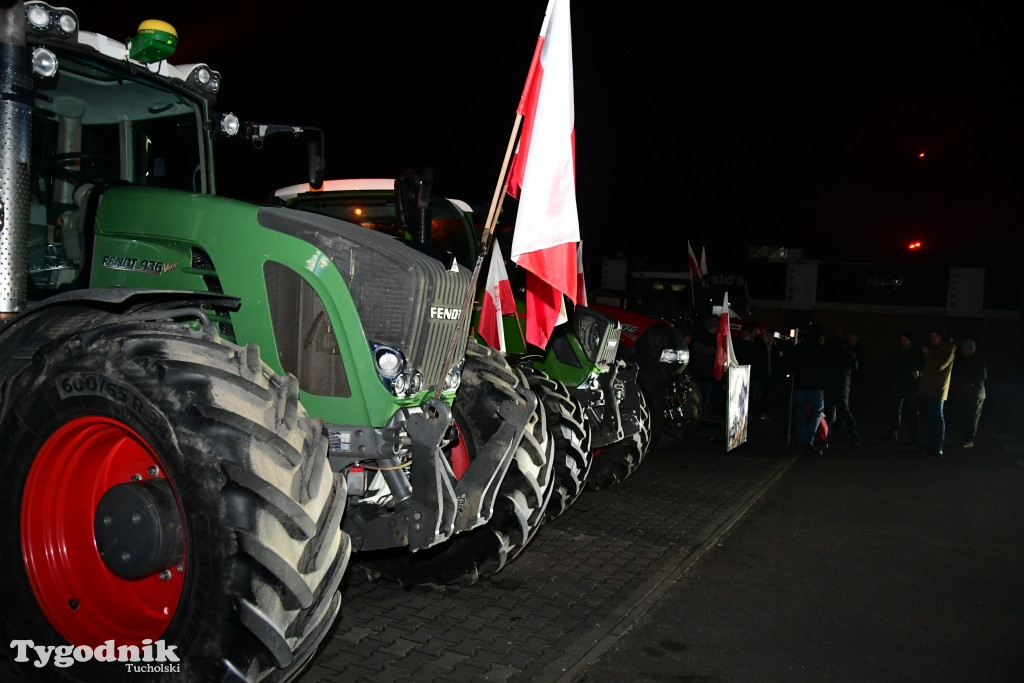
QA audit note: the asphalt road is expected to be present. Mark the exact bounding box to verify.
[574,372,1024,683]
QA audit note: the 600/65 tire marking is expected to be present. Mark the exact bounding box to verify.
[57,373,161,424]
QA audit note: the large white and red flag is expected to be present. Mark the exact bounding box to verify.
[477,241,517,353]
[713,292,738,381]
[506,0,579,348]
[687,241,702,282]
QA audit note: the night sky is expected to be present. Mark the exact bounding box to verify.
[78,2,1021,269]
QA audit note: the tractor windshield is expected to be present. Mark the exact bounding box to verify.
[31,50,207,209]
[286,191,479,269]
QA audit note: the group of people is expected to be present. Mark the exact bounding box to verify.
[788,325,863,452]
[681,313,989,456]
[788,324,987,456]
[885,329,988,454]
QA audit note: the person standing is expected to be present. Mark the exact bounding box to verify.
[915,327,956,456]
[883,331,924,443]
[948,338,987,448]
[790,324,827,452]
[690,314,721,419]
[823,330,862,448]
[733,322,769,420]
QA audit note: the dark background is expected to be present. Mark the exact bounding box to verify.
[77,2,1022,270]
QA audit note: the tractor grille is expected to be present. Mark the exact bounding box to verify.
[257,207,470,391]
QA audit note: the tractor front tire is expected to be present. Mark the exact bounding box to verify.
[586,388,652,490]
[0,315,348,682]
[519,364,592,522]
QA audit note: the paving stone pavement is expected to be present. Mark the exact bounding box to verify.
[296,433,794,683]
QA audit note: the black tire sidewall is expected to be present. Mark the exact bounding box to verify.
[0,356,238,680]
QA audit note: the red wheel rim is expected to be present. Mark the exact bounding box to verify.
[22,416,185,646]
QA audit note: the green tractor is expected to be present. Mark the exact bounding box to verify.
[275,174,654,521]
[0,3,542,679]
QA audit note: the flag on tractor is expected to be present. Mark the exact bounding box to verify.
[506,0,580,348]
[477,241,517,353]
[713,292,738,381]
[687,240,702,282]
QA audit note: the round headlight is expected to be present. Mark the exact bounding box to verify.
[219,113,240,137]
[27,5,51,30]
[32,48,57,78]
[376,349,402,377]
[409,372,423,394]
[444,367,462,392]
[57,13,77,34]
[392,373,409,397]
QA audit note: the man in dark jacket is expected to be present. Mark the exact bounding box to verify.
[883,331,924,443]
[790,324,827,452]
[733,322,769,419]
[823,330,862,447]
[948,338,987,448]
[690,314,721,419]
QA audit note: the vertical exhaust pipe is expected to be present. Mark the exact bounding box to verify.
[0,1,31,316]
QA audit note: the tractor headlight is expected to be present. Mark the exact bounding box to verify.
[32,47,57,78]
[659,348,690,367]
[25,2,78,38]
[178,64,222,100]
[212,112,241,138]
[443,359,465,392]
[370,341,411,396]
[408,371,424,395]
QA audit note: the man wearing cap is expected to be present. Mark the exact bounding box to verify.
[915,327,957,456]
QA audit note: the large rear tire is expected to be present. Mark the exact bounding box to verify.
[0,311,349,682]
[519,364,592,522]
[586,388,651,490]
[356,341,554,590]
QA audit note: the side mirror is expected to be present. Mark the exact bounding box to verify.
[307,134,324,191]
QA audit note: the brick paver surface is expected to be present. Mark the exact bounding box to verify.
[298,433,793,682]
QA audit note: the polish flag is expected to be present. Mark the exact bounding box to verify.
[687,241,702,282]
[700,246,708,277]
[713,292,738,381]
[477,241,517,353]
[506,0,579,348]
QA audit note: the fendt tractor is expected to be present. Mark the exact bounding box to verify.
[0,3,544,680]
[274,176,656,550]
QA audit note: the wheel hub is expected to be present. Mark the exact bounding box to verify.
[94,478,185,579]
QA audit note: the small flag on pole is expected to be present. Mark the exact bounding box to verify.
[478,241,517,353]
[713,292,738,381]
[700,246,708,277]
